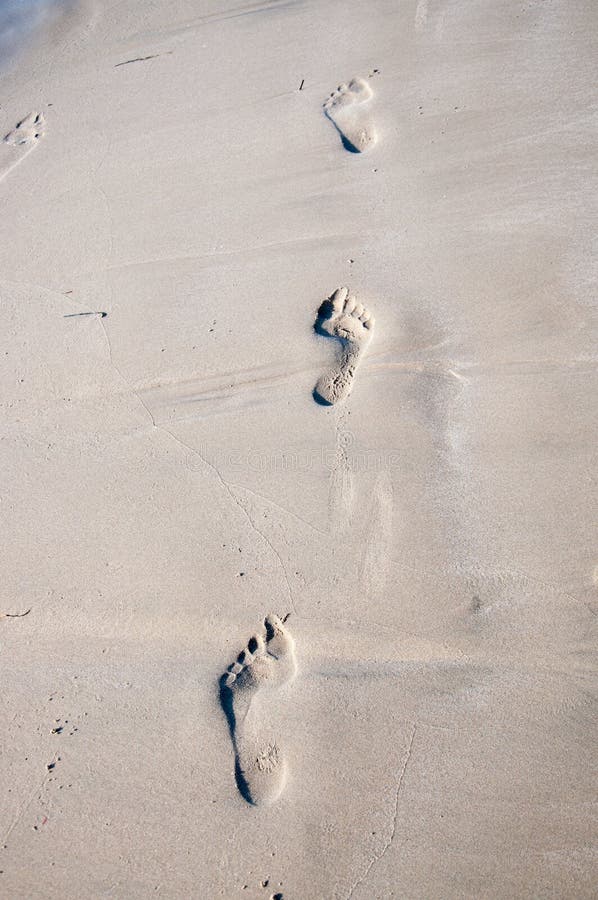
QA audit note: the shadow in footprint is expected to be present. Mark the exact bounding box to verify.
[313,294,340,404]
[340,133,361,153]
[218,674,236,736]
[219,632,261,736]
[312,388,333,406]
[313,295,337,337]
[218,675,253,804]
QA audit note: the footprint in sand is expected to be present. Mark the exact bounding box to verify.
[314,286,374,405]
[220,614,296,806]
[4,112,45,147]
[323,77,376,153]
[1,112,45,184]
[360,471,394,597]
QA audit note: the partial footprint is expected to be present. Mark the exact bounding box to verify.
[360,470,394,597]
[314,286,374,405]
[323,78,376,153]
[1,112,45,184]
[4,112,45,147]
[220,614,296,806]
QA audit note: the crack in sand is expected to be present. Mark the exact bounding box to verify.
[227,481,327,538]
[227,486,298,616]
[346,723,417,900]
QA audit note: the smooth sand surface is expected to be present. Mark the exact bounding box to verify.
[1,1,597,897]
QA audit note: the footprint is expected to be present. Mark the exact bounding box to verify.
[360,471,394,597]
[323,78,376,153]
[220,614,296,806]
[313,286,374,405]
[4,112,45,147]
[1,112,45,184]
[328,409,355,531]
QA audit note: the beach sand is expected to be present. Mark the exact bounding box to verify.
[1,1,596,897]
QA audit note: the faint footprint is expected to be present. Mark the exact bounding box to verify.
[4,112,45,146]
[323,78,376,153]
[328,410,354,531]
[1,112,45,184]
[220,614,296,806]
[360,471,394,597]
[314,286,374,405]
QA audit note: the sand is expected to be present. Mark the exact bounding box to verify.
[0,0,597,897]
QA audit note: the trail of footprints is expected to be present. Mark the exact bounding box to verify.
[2,93,379,810]
[317,74,378,402]
[221,77,379,804]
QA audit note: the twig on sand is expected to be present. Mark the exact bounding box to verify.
[63,311,107,318]
[1,608,31,619]
[115,51,173,68]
